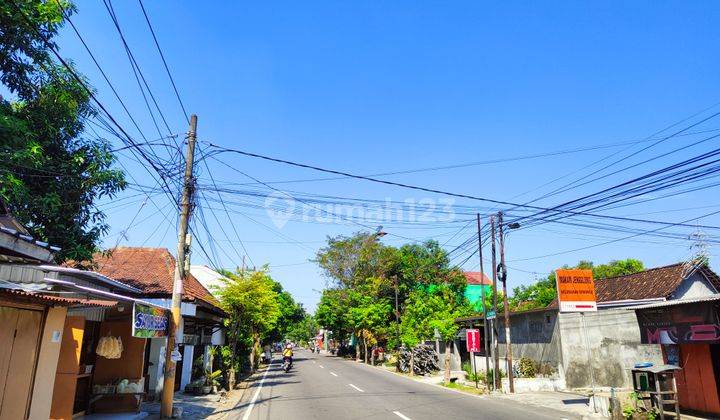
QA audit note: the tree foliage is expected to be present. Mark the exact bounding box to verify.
[315,232,470,362]
[0,0,126,264]
[214,268,281,372]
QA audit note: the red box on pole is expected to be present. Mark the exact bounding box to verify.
[466,328,481,353]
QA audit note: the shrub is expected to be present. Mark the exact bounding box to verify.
[518,357,539,378]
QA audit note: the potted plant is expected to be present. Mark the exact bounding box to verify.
[203,369,222,394]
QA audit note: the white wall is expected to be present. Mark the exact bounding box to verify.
[147,337,167,397]
[180,345,195,390]
[673,271,718,300]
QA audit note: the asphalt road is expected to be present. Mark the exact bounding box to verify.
[235,349,579,420]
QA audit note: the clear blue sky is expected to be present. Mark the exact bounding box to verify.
[55,1,720,310]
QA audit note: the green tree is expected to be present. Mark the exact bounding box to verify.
[400,285,471,382]
[286,314,318,345]
[266,281,306,344]
[0,0,126,264]
[214,268,281,377]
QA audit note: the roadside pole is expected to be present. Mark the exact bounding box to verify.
[490,216,501,391]
[394,274,400,349]
[476,213,490,389]
[160,115,197,418]
[497,212,515,393]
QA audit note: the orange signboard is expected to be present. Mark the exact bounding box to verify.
[555,268,597,312]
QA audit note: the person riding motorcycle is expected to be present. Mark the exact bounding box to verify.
[282,343,293,370]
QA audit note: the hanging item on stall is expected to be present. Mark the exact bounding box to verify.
[96,334,124,359]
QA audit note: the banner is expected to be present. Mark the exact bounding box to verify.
[636,301,720,344]
[132,302,169,338]
[555,269,597,312]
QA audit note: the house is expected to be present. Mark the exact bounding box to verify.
[0,201,159,418]
[93,247,226,396]
[456,263,720,392]
[463,271,493,312]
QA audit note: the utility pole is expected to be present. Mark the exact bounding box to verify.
[490,216,500,391]
[161,115,197,418]
[477,213,490,390]
[393,274,400,350]
[498,211,515,393]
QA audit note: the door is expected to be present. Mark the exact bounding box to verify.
[50,316,85,419]
[0,306,43,420]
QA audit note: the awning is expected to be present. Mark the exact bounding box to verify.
[0,288,117,308]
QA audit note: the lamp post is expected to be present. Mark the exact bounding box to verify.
[497,212,520,393]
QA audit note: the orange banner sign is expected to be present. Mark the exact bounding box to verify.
[555,269,597,312]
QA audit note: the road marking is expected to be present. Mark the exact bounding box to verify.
[312,360,316,364]
[393,411,412,420]
[241,363,272,420]
[330,372,338,377]
[348,384,364,392]
[319,365,324,369]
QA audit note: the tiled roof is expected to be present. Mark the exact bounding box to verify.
[595,263,720,302]
[464,271,493,286]
[92,247,221,309]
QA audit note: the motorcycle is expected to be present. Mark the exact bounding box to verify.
[283,357,293,372]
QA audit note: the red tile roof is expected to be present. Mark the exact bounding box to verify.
[464,271,493,286]
[595,263,720,302]
[92,247,221,309]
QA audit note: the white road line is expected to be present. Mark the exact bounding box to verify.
[393,411,413,420]
[241,363,272,420]
[330,372,338,377]
[312,360,316,364]
[319,365,324,369]
[348,384,364,392]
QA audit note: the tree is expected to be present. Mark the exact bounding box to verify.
[266,281,306,344]
[214,268,281,377]
[400,285,471,382]
[286,314,318,345]
[0,0,126,264]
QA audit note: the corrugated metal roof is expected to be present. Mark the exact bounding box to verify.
[632,294,720,310]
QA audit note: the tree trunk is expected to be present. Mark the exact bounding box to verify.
[409,348,415,376]
[363,336,368,364]
[370,346,375,366]
[249,328,257,373]
[355,331,361,361]
[443,341,452,385]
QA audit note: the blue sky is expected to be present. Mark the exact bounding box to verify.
[53,1,720,310]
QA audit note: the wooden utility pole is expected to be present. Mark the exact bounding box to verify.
[498,211,515,393]
[393,275,400,348]
[477,213,491,389]
[161,115,197,418]
[490,216,500,391]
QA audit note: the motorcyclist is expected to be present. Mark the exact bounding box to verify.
[282,343,294,369]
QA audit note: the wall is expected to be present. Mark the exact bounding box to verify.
[180,345,195,390]
[673,271,718,300]
[558,309,662,389]
[496,309,563,374]
[28,306,67,420]
[146,337,167,397]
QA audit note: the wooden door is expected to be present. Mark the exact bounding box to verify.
[50,316,85,419]
[677,344,720,415]
[0,306,43,420]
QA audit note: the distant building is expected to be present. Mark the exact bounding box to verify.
[463,271,493,312]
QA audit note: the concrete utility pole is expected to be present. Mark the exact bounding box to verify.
[161,115,197,418]
[477,214,491,389]
[498,211,515,393]
[490,216,500,391]
[393,274,400,350]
